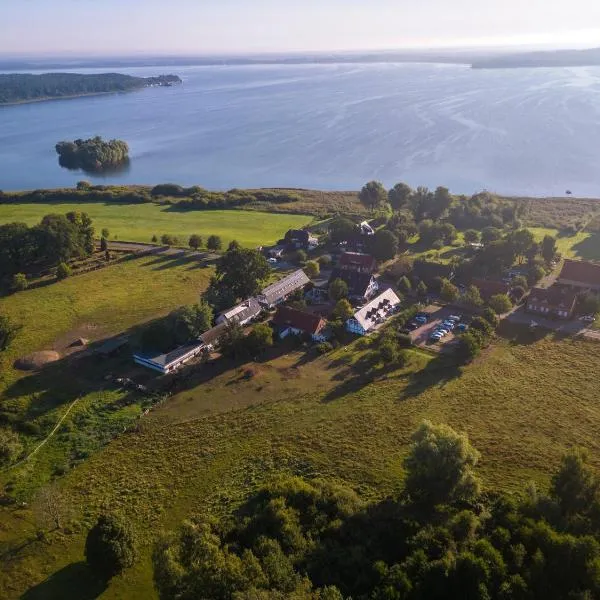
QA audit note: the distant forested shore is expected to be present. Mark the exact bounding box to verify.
[0,72,181,105]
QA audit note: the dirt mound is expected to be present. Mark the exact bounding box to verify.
[14,351,61,371]
[70,338,89,347]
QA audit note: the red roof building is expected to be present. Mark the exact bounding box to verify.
[526,286,578,319]
[339,252,377,273]
[557,259,600,291]
[471,278,511,300]
[272,307,328,341]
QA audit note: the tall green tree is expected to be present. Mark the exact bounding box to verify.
[329,278,349,302]
[359,181,388,211]
[369,229,398,262]
[388,182,413,211]
[541,235,558,264]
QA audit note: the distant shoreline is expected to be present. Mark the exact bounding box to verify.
[0,90,123,107]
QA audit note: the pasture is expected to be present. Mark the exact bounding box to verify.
[0,203,312,248]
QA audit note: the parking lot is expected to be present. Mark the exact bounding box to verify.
[406,306,467,351]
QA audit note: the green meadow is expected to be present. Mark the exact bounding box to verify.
[0,203,312,248]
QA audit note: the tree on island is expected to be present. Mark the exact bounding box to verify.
[55,136,129,173]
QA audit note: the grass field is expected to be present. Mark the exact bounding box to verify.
[528,227,600,261]
[0,203,312,248]
[4,328,600,598]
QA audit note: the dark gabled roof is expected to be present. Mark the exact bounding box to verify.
[559,259,600,287]
[329,268,374,297]
[200,322,228,346]
[96,335,129,356]
[527,286,578,310]
[272,306,326,335]
[285,229,310,242]
[219,298,262,323]
[259,269,311,305]
[471,278,511,299]
[339,252,377,272]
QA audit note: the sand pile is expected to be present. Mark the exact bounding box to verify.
[14,351,61,371]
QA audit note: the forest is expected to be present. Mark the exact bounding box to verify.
[0,72,181,104]
[55,137,130,173]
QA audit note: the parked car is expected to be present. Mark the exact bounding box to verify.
[457,323,468,332]
[581,315,596,323]
[448,315,461,322]
[442,321,455,329]
[414,316,427,323]
[435,328,448,336]
[268,257,278,264]
[429,333,443,343]
[415,312,429,320]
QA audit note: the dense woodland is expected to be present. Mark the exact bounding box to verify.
[0,72,181,104]
[0,211,94,289]
[150,422,600,600]
[55,137,130,173]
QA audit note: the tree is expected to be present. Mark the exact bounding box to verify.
[481,227,502,245]
[464,229,480,245]
[489,294,513,315]
[171,301,213,344]
[56,262,71,280]
[219,321,247,359]
[439,278,459,303]
[85,514,137,580]
[457,332,482,364]
[359,181,388,211]
[470,316,494,338]
[245,323,274,355]
[369,229,398,262]
[430,186,453,220]
[294,249,308,265]
[379,339,400,363]
[482,308,499,328]
[304,260,320,279]
[541,235,558,264]
[511,275,529,291]
[329,278,348,302]
[397,275,412,294]
[33,485,67,531]
[0,427,22,467]
[388,182,413,210]
[528,264,545,286]
[161,234,177,246]
[318,254,332,267]
[228,240,241,251]
[551,448,599,518]
[189,234,202,250]
[0,315,19,351]
[101,228,110,239]
[463,285,483,308]
[212,247,270,302]
[331,299,353,321]
[416,280,428,298]
[328,217,356,244]
[100,237,108,252]
[207,235,223,251]
[151,234,158,243]
[508,229,536,263]
[404,421,481,507]
[11,273,28,292]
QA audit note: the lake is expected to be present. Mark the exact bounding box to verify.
[1,63,600,196]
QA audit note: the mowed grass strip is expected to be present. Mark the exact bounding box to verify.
[5,336,600,599]
[0,203,312,248]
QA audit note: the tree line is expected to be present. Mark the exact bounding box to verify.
[145,421,600,599]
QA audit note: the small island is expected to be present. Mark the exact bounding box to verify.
[0,72,182,105]
[55,136,130,173]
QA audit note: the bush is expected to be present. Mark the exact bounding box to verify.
[0,427,23,467]
[317,342,334,354]
[11,273,28,292]
[188,234,203,250]
[317,254,332,266]
[397,333,413,348]
[457,332,481,364]
[207,235,222,251]
[85,514,137,580]
[56,262,71,280]
[488,293,513,315]
[304,260,320,278]
[294,249,308,265]
[160,234,178,246]
[482,307,499,327]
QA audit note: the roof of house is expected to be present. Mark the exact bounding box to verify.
[272,306,327,335]
[527,286,578,310]
[471,278,511,299]
[285,229,310,242]
[329,268,374,298]
[558,259,600,287]
[339,252,377,272]
[218,298,261,323]
[350,288,401,332]
[259,269,311,305]
[134,341,204,368]
[199,322,228,346]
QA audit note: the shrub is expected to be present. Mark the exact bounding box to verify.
[488,293,513,315]
[317,341,334,354]
[11,273,28,292]
[0,427,23,467]
[100,237,108,252]
[304,260,320,278]
[397,333,413,348]
[457,332,481,364]
[329,278,348,302]
[317,254,332,266]
[85,514,137,580]
[160,234,177,246]
[56,262,71,280]
[294,249,308,265]
[188,234,203,250]
[482,307,499,327]
[207,235,222,251]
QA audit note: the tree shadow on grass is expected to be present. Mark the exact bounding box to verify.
[570,233,600,261]
[402,353,462,399]
[21,561,107,600]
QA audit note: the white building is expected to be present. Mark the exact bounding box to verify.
[216,298,262,326]
[133,342,206,375]
[345,288,401,336]
[257,269,311,309]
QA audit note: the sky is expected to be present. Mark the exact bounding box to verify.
[1,0,600,55]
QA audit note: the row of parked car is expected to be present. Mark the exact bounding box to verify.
[429,314,467,343]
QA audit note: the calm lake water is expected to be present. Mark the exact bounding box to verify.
[1,63,600,196]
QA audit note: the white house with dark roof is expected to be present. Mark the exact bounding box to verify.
[133,341,206,375]
[258,269,311,309]
[345,288,401,336]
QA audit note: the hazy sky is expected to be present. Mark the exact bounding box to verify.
[2,0,600,55]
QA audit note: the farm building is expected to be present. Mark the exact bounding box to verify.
[199,322,228,350]
[258,269,311,309]
[133,342,205,375]
[557,259,600,292]
[216,298,262,326]
[329,268,378,303]
[272,306,329,341]
[526,286,578,319]
[346,288,401,336]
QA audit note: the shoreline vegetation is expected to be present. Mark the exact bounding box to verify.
[0,72,181,105]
